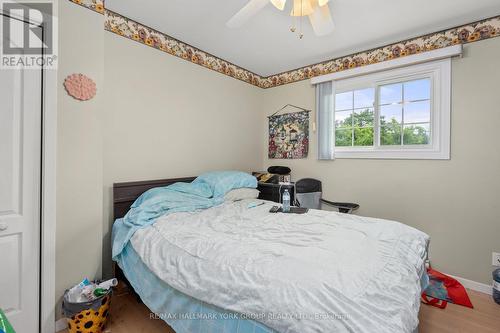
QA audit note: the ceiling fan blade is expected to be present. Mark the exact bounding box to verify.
[308,3,334,36]
[270,0,287,11]
[226,0,270,29]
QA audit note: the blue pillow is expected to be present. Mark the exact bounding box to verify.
[194,171,257,198]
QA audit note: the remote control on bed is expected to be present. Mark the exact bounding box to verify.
[269,206,280,213]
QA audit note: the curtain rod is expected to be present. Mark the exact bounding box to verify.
[268,104,312,118]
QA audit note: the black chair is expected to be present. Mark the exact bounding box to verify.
[294,178,359,214]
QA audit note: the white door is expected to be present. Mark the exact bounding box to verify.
[0,15,42,333]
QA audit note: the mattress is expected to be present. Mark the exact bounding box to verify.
[128,199,429,333]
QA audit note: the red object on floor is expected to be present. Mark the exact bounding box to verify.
[421,294,448,308]
[422,267,474,309]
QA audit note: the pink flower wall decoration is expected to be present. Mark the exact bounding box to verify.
[64,73,97,101]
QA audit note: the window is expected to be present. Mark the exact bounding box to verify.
[325,59,451,159]
[334,88,375,147]
[335,78,432,148]
[379,79,431,146]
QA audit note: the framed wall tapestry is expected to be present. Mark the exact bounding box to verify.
[268,105,310,159]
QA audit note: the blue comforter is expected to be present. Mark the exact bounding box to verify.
[112,171,257,259]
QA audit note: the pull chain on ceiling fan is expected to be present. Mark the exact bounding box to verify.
[227,0,335,38]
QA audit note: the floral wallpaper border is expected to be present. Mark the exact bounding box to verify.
[70,0,104,14]
[71,0,500,89]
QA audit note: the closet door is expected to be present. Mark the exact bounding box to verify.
[0,16,42,333]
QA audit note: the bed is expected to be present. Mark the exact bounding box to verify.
[112,174,429,333]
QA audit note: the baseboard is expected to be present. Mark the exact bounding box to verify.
[447,273,493,295]
[55,318,67,332]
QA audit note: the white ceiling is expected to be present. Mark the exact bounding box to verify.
[106,0,500,77]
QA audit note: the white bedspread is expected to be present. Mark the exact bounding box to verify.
[131,200,429,333]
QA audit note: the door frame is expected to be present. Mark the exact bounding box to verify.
[0,5,57,333]
[40,35,57,333]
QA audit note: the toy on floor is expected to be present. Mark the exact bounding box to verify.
[421,267,473,309]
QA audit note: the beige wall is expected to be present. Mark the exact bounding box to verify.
[56,3,264,315]
[100,33,264,278]
[260,38,500,285]
[56,1,104,317]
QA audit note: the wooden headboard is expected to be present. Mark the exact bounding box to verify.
[113,176,196,219]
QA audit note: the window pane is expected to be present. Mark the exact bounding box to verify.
[354,88,375,109]
[380,83,402,105]
[335,91,353,111]
[380,104,402,125]
[404,101,430,123]
[404,79,431,102]
[335,110,352,128]
[335,128,352,146]
[354,127,374,146]
[403,123,430,145]
[380,124,402,145]
[354,108,374,127]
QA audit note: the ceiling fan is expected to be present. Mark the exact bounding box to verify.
[227,0,335,38]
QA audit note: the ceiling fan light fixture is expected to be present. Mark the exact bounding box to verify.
[291,0,314,17]
[226,0,335,38]
[270,0,287,11]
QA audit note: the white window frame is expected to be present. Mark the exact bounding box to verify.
[331,59,451,160]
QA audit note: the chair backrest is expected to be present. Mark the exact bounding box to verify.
[295,178,322,193]
[295,178,322,209]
